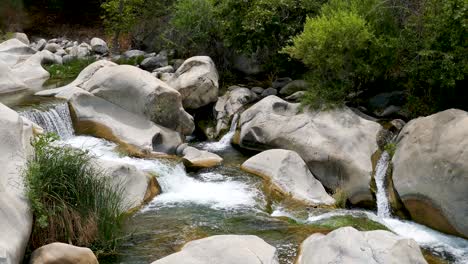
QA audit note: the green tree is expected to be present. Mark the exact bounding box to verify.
[101,0,144,52]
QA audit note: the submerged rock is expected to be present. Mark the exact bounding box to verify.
[392,109,468,238]
[167,56,219,110]
[238,96,382,205]
[29,243,98,264]
[151,235,278,264]
[297,227,427,264]
[0,103,34,264]
[241,149,335,205]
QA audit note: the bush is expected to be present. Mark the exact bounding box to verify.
[24,133,126,254]
[283,0,397,109]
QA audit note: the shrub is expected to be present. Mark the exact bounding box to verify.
[283,0,398,109]
[24,133,126,253]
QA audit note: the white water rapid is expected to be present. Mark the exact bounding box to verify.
[63,135,261,211]
[21,103,74,139]
[203,114,239,151]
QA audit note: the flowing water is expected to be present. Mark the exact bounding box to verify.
[13,103,468,264]
[374,151,392,218]
[20,102,74,139]
[201,114,239,152]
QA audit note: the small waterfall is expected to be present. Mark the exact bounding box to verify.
[21,103,74,139]
[375,151,392,218]
[203,114,239,151]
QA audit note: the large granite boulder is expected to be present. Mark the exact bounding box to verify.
[94,159,160,210]
[140,52,168,71]
[69,91,183,156]
[0,38,36,67]
[238,96,382,205]
[13,32,30,45]
[0,103,34,264]
[392,109,468,238]
[29,243,98,264]
[10,50,53,84]
[297,227,427,264]
[81,64,194,135]
[214,86,256,137]
[167,56,219,109]
[241,149,335,205]
[0,59,27,94]
[151,235,278,264]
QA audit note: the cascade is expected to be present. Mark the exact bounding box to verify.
[21,103,74,139]
[375,151,392,218]
[203,113,240,151]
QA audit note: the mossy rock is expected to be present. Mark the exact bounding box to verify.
[313,215,389,231]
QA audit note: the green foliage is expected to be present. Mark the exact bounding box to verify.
[45,58,96,81]
[384,143,397,157]
[112,55,145,66]
[24,133,126,253]
[400,0,468,116]
[101,0,144,37]
[283,0,397,109]
[0,31,14,42]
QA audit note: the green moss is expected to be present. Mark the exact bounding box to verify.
[384,142,397,157]
[113,55,145,66]
[314,215,389,231]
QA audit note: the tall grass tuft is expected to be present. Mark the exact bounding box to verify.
[24,133,126,254]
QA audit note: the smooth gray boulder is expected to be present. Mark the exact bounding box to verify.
[0,103,34,264]
[214,86,256,137]
[0,38,36,66]
[151,235,278,264]
[13,32,29,45]
[238,96,382,205]
[167,56,219,109]
[242,149,335,205]
[153,65,174,74]
[123,49,145,58]
[272,77,292,90]
[44,43,60,53]
[261,88,277,97]
[81,64,194,135]
[285,91,305,102]
[69,91,183,156]
[10,50,51,84]
[34,39,47,51]
[279,80,309,96]
[0,59,27,94]
[392,109,468,238]
[94,159,159,210]
[29,243,98,264]
[70,43,91,58]
[297,227,427,264]
[90,37,109,54]
[140,52,168,71]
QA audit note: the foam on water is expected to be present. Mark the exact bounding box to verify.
[63,135,260,211]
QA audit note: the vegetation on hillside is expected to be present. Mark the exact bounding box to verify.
[24,133,126,254]
[2,0,466,117]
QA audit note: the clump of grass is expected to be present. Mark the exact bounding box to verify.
[24,133,126,254]
[45,58,96,81]
[332,187,348,209]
